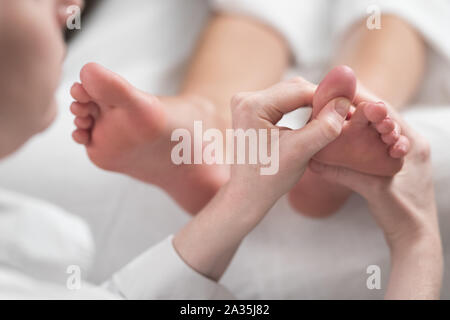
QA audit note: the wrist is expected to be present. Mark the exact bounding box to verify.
[386,231,443,300]
[388,225,442,258]
[222,180,276,223]
[173,181,276,281]
[366,185,440,249]
[227,177,279,212]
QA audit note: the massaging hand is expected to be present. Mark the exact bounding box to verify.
[174,77,351,281]
[309,102,443,299]
[228,77,352,207]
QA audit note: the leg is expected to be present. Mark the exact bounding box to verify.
[181,14,290,125]
[335,15,426,109]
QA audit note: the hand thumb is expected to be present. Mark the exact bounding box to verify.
[293,97,351,158]
[309,160,376,197]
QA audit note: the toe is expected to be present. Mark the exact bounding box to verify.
[70,82,91,103]
[381,124,401,145]
[375,117,396,134]
[390,135,411,158]
[312,65,357,118]
[70,102,100,119]
[351,102,370,126]
[364,102,388,124]
[70,102,89,117]
[74,116,94,130]
[72,129,91,145]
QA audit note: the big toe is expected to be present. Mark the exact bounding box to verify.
[312,66,357,118]
[80,62,136,108]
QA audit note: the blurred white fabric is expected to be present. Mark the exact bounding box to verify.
[212,0,450,106]
[0,0,449,299]
[0,268,117,300]
[0,190,232,299]
[0,189,94,284]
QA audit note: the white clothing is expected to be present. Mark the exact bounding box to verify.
[0,190,232,299]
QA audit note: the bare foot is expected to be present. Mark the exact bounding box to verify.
[289,66,410,217]
[70,63,228,214]
[312,66,408,175]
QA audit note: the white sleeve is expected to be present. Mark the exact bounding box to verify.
[209,0,329,65]
[332,0,450,60]
[103,236,235,300]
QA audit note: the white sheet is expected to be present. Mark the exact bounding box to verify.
[0,189,94,285]
[0,0,448,299]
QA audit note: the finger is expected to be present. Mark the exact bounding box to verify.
[291,97,351,158]
[251,77,316,124]
[309,160,376,197]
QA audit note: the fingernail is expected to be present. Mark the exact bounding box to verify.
[334,98,351,118]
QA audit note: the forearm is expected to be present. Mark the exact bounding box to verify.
[336,15,426,109]
[386,234,443,300]
[181,13,290,121]
[173,182,274,281]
